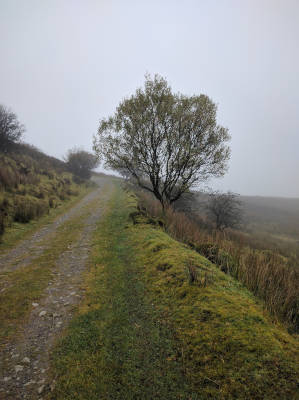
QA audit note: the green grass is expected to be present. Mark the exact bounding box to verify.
[49,185,299,400]
[50,186,198,399]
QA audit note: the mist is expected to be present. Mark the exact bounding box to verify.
[1,0,298,197]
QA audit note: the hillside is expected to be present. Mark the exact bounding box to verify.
[240,195,299,240]
[178,191,299,259]
[0,143,89,247]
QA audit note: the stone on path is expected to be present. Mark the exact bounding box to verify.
[39,311,47,317]
[15,365,24,373]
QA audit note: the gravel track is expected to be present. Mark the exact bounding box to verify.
[0,182,105,273]
[0,177,112,399]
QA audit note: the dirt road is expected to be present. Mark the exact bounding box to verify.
[0,177,113,399]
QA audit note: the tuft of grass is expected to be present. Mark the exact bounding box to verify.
[50,185,299,400]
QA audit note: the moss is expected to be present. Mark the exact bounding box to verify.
[129,211,299,399]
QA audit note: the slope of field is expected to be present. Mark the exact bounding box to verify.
[0,144,88,247]
[49,184,299,400]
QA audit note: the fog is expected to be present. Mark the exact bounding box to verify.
[1,0,298,197]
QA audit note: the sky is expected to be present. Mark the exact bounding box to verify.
[0,0,298,197]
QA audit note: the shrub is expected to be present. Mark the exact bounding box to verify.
[14,197,49,223]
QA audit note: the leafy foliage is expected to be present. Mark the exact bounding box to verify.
[0,104,25,152]
[206,191,243,230]
[65,148,99,180]
[94,74,230,207]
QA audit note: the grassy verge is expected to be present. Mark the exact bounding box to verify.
[0,183,94,253]
[50,186,299,400]
[0,194,100,347]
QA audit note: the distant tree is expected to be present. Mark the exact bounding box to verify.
[206,191,243,230]
[0,105,25,152]
[65,149,99,180]
[93,74,230,209]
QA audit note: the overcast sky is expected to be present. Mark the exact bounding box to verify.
[1,0,298,197]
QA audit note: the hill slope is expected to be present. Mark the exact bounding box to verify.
[0,144,85,245]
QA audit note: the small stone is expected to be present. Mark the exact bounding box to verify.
[38,385,45,394]
[11,353,19,358]
[24,380,36,386]
[38,379,45,384]
[32,303,39,307]
[41,369,46,373]
[39,311,47,317]
[3,377,11,382]
[15,365,23,373]
[70,292,76,295]
[22,357,30,364]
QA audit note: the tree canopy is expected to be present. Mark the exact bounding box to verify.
[0,104,25,152]
[94,74,230,207]
[65,148,99,180]
[206,191,243,230]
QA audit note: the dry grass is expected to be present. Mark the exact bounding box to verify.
[137,190,299,332]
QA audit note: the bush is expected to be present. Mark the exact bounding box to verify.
[14,197,48,223]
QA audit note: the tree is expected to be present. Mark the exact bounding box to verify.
[93,74,230,208]
[0,104,25,152]
[65,148,99,180]
[205,191,243,230]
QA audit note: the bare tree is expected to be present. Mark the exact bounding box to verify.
[0,105,25,152]
[206,191,243,230]
[65,148,99,180]
[93,74,230,209]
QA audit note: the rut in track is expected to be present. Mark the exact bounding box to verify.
[0,177,113,399]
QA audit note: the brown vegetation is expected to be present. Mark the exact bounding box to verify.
[0,144,83,241]
[136,190,299,332]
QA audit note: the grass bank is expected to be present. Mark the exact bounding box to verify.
[50,185,299,399]
[138,191,299,332]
